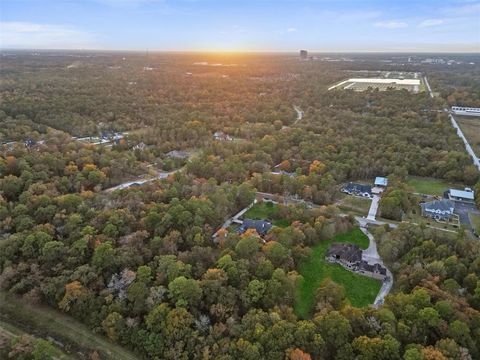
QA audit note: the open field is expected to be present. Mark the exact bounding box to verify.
[456,116,480,156]
[470,213,480,235]
[295,228,381,319]
[336,194,372,216]
[0,291,139,360]
[406,176,460,196]
[243,201,290,227]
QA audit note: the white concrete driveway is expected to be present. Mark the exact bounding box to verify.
[367,195,380,220]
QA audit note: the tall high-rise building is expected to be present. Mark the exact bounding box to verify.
[300,50,308,60]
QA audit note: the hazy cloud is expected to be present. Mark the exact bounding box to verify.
[287,27,297,32]
[0,22,97,49]
[442,2,480,15]
[418,19,445,28]
[374,21,408,29]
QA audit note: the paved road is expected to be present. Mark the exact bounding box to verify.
[367,195,380,220]
[293,105,304,125]
[104,168,183,192]
[359,227,394,306]
[355,216,398,229]
[454,201,480,232]
[424,76,434,98]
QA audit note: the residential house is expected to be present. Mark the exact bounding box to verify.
[326,243,388,281]
[166,150,190,159]
[326,243,362,270]
[358,261,387,280]
[238,219,272,236]
[213,131,233,141]
[420,199,455,221]
[133,142,146,151]
[341,182,372,198]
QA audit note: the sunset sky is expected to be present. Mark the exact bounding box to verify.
[1,0,479,52]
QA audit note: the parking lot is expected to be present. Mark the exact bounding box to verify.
[454,201,480,232]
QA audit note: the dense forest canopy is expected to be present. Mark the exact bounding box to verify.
[1,51,480,359]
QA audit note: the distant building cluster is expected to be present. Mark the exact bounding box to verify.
[299,50,308,60]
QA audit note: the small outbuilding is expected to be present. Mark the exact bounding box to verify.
[374,177,388,187]
[446,188,475,203]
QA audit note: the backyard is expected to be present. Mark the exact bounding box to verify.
[295,228,382,319]
[243,201,290,227]
[336,194,372,216]
[406,176,459,196]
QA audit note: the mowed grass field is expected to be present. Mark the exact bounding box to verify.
[469,213,480,235]
[406,176,459,196]
[456,116,480,156]
[243,202,290,227]
[295,228,381,319]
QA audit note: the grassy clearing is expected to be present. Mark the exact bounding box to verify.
[337,194,372,216]
[456,116,480,156]
[243,202,290,227]
[295,228,381,319]
[406,176,459,196]
[470,213,480,235]
[0,291,139,360]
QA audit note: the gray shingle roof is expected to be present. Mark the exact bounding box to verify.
[342,182,372,195]
[421,199,455,212]
[239,219,272,236]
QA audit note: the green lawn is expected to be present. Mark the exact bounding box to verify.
[469,213,480,235]
[243,202,290,227]
[406,176,458,196]
[295,228,381,319]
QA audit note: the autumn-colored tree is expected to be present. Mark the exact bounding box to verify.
[289,348,312,360]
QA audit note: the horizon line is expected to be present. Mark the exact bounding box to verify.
[1,48,479,54]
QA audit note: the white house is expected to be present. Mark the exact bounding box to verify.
[421,199,456,221]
